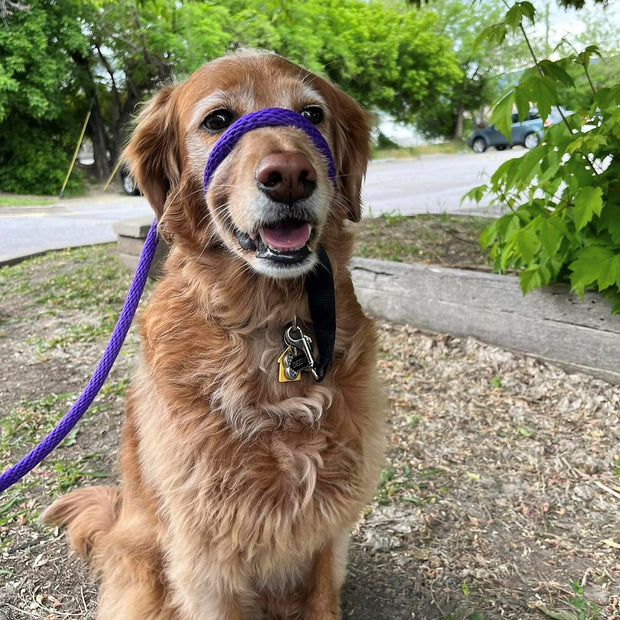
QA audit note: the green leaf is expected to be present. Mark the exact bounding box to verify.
[519,267,543,294]
[516,227,540,263]
[62,427,80,448]
[514,85,531,122]
[602,289,620,314]
[517,147,543,187]
[569,245,617,296]
[493,155,525,192]
[573,186,603,231]
[518,75,556,121]
[539,59,574,88]
[574,45,601,70]
[540,217,564,259]
[505,2,536,29]
[461,184,487,205]
[490,88,516,140]
[594,85,620,110]
[479,221,498,250]
[596,203,620,244]
[474,23,508,51]
[501,214,521,242]
[499,239,518,272]
[598,255,620,290]
[566,133,607,155]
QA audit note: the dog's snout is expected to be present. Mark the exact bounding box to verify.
[256,152,316,204]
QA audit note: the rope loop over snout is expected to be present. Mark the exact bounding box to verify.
[202,108,336,192]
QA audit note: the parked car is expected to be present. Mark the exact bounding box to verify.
[543,105,573,128]
[467,110,543,153]
[120,165,141,195]
[467,106,573,153]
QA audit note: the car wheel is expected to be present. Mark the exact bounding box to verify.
[524,132,540,149]
[121,170,140,196]
[472,137,487,153]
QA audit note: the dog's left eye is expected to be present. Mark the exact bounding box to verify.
[202,109,235,132]
[300,106,324,125]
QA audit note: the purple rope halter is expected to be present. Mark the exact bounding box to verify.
[203,107,336,190]
[0,107,336,495]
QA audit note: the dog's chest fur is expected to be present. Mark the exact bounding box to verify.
[129,266,375,571]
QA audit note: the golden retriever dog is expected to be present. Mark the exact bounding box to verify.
[43,49,384,619]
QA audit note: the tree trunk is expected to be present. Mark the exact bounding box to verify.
[453,102,465,140]
[89,97,110,182]
[71,51,111,182]
[109,88,140,165]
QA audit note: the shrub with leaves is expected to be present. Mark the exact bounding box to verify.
[465,1,620,313]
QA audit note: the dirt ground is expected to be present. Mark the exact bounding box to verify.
[1,236,619,620]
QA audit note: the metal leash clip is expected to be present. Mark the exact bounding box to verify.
[279,323,320,382]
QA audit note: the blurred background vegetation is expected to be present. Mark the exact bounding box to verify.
[0,0,617,195]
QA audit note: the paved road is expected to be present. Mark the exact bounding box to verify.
[0,149,523,264]
[363,148,521,216]
[0,196,152,264]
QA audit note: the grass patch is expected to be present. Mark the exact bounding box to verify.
[535,581,603,619]
[376,463,446,506]
[355,213,492,268]
[0,194,57,207]
[372,141,467,160]
[29,321,117,353]
[49,454,109,493]
[0,244,134,315]
[0,481,38,528]
[0,393,76,457]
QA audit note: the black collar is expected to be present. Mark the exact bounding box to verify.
[305,245,336,382]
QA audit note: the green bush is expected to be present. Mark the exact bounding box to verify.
[465,3,620,313]
[0,122,82,195]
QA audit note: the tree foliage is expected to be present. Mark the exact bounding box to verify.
[411,0,539,139]
[0,0,88,194]
[0,0,461,194]
[465,1,620,312]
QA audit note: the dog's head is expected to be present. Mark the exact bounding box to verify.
[124,50,370,278]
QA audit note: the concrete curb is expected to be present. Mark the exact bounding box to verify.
[0,244,101,268]
[112,217,620,384]
[112,217,169,278]
[351,258,620,385]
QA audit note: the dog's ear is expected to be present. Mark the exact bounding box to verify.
[321,82,371,223]
[123,86,180,221]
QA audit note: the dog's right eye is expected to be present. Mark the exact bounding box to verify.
[300,106,324,125]
[202,109,235,132]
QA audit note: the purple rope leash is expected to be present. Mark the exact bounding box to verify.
[0,107,336,495]
[0,221,159,494]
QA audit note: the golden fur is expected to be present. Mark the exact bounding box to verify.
[43,50,384,619]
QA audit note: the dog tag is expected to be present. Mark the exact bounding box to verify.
[278,346,301,383]
[283,324,320,381]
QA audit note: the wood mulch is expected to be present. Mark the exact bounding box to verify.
[1,245,619,619]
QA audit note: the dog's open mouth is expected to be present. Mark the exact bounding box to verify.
[235,219,314,264]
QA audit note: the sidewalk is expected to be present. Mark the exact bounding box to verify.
[0,193,152,266]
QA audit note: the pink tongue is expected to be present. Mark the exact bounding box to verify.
[260,222,311,251]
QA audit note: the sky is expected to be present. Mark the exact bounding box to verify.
[530,0,620,54]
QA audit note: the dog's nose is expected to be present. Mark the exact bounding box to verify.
[256,152,316,204]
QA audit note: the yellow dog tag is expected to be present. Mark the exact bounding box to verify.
[278,347,301,383]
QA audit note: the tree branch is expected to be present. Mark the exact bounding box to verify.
[1,0,30,24]
[95,44,121,117]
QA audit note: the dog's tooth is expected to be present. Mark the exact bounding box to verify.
[235,229,257,251]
